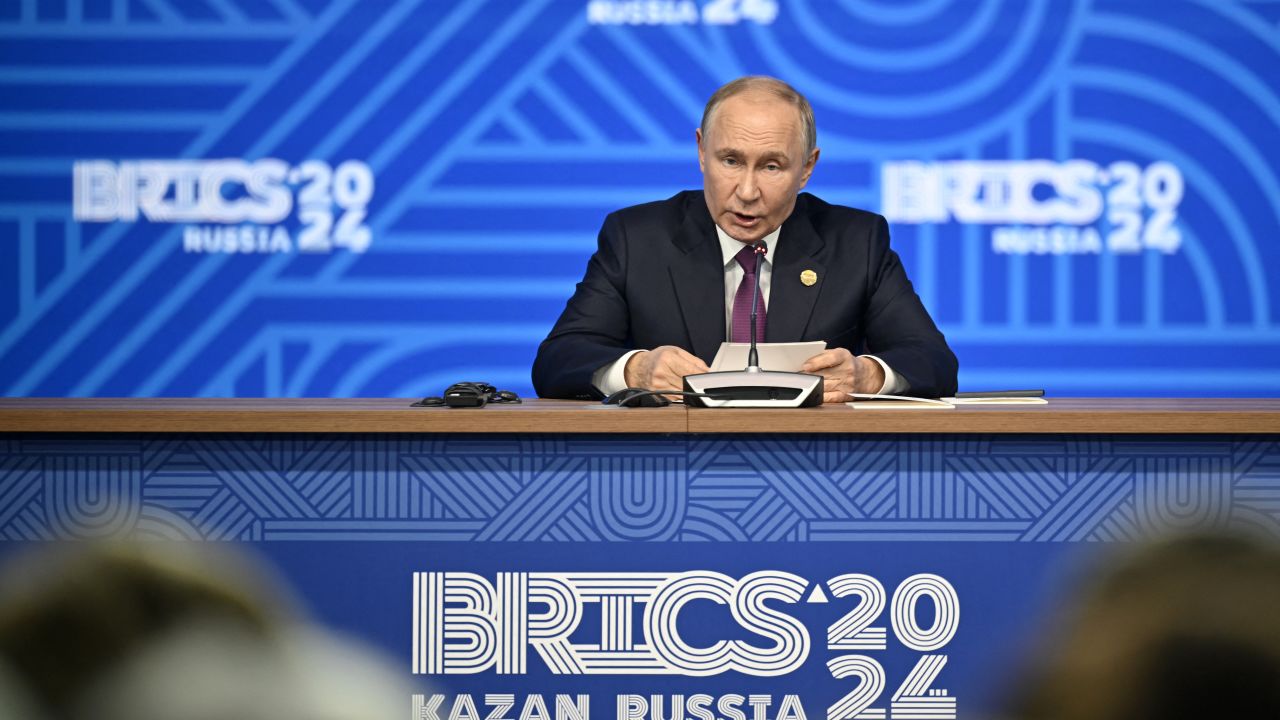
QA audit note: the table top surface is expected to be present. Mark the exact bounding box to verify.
[1,397,1278,434]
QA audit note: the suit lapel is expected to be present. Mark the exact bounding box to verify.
[766,196,826,342]
[668,195,725,362]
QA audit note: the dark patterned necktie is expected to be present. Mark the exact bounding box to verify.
[731,243,767,343]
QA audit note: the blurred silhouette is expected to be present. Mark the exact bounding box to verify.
[1010,531,1280,720]
[0,542,414,720]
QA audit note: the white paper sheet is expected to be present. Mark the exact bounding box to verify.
[709,341,827,373]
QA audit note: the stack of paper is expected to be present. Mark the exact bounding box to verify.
[945,395,1048,405]
[710,341,826,372]
[847,394,953,409]
[847,394,1049,409]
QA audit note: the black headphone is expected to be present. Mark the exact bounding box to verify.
[413,382,522,408]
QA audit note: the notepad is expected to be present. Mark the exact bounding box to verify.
[846,393,954,409]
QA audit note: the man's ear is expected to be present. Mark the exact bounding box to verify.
[695,127,706,173]
[799,147,820,187]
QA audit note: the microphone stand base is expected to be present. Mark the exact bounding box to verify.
[682,370,824,408]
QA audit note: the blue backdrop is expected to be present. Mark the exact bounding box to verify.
[1,0,1278,398]
[8,430,1278,718]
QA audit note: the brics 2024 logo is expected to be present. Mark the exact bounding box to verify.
[72,159,375,255]
[414,571,960,720]
[587,0,778,26]
[881,160,1185,256]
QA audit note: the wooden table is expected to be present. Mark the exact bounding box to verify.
[1,397,1277,433]
[1,397,1277,715]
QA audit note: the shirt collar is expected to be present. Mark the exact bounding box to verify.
[715,224,782,268]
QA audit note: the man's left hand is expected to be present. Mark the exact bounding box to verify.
[801,348,886,403]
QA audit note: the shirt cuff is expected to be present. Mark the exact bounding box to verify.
[861,354,906,395]
[592,349,645,397]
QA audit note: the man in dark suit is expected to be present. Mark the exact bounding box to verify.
[533,76,957,402]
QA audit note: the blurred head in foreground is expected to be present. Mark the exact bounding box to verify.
[1011,531,1280,720]
[0,542,411,720]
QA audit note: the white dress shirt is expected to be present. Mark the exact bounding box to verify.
[591,223,904,396]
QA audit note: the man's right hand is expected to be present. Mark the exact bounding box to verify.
[624,346,709,392]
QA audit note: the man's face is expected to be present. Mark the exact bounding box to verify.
[697,91,819,244]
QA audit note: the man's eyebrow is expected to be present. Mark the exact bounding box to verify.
[717,147,788,160]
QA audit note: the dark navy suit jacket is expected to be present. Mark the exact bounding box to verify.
[532,191,958,399]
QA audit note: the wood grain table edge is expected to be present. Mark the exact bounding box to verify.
[0,399,688,434]
[684,400,1280,434]
[2,399,1279,434]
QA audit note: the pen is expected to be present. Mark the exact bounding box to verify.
[954,389,1045,398]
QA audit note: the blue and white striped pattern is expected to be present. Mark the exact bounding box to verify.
[1,433,1277,542]
[0,2,1277,398]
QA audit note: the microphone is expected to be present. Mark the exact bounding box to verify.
[680,237,824,408]
[747,239,766,370]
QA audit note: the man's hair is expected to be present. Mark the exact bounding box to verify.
[700,76,817,157]
[1010,532,1280,720]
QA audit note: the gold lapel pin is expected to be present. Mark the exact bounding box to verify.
[800,269,818,287]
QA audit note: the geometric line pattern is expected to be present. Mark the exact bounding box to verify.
[2,2,1278,401]
[1,433,1276,542]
